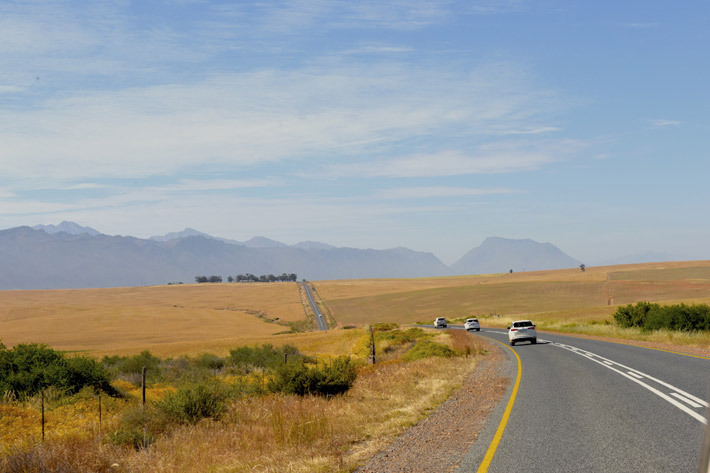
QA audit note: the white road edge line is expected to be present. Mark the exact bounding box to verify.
[554,343,708,425]
[671,392,705,409]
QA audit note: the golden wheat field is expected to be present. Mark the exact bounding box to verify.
[315,261,710,328]
[0,283,308,354]
[2,261,710,355]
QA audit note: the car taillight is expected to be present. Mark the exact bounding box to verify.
[530,326,535,329]
[510,328,517,331]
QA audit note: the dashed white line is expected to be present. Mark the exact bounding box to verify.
[626,371,644,379]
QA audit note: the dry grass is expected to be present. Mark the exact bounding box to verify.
[0,283,306,352]
[1,336,482,473]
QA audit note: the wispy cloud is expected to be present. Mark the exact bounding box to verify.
[0,62,562,181]
[377,186,518,199]
[622,22,660,29]
[338,44,414,55]
[652,119,681,128]
[323,140,583,178]
[469,0,527,15]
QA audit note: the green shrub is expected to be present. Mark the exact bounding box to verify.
[109,405,166,449]
[613,301,660,328]
[372,322,399,331]
[156,382,227,424]
[402,340,455,362]
[0,343,116,399]
[103,350,162,378]
[227,344,308,372]
[268,357,357,396]
[614,302,710,332]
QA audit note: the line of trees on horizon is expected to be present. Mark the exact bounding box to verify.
[195,273,297,284]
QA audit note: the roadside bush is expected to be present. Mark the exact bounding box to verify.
[156,382,228,424]
[0,343,116,399]
[110,405,167,449]
[613,301,660,328]
[402,340,455,362]
[103,350,162,382]
[268,357,357,396]
[227,344,309,372]
[614,302,710,332]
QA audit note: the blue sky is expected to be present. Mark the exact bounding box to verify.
[1,0,708,265]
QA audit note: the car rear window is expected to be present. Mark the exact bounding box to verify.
[513,321,533,327]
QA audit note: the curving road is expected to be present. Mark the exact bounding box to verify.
[453,329,710,472]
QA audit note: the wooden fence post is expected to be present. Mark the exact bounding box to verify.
[41,390,45,442]
[141,366,147,408]
[98,392,102,439]
[367,325,377,365]
[142,366,147,447]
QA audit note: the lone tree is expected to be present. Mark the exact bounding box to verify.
[580,264,586,272]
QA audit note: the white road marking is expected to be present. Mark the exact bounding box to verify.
[553,342,707,425]
[671,392,705,409]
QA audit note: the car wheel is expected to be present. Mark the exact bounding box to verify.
[531,338,537,344]
[476,328,480,332]
[510,340,515,346]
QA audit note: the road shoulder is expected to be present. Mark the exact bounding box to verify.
[356,338,511,473]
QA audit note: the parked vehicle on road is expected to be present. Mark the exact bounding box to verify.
[507,320,537,345]
[434,317,447,328]
[464,318,481,332]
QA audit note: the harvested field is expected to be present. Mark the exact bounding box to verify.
[0,283,306,353]
[316,261,710,329]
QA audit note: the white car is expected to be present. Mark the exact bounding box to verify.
[434,317,447,328]
[507,320,537,346]
[464,318,481,332]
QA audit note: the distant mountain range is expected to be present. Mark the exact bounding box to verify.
[0,222,584,290]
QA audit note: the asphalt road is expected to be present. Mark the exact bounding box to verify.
[451,328,710,473]
[301,281,327,331]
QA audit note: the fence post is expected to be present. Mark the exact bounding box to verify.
[41,390,45,442]
[368,326,376,364]
[142,366,147,447]
[98,392,102,440]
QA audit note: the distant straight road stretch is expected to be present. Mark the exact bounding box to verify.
[453,329,710,472]
[301,281,328,331]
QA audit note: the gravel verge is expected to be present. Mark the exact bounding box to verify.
[356,338,508,473]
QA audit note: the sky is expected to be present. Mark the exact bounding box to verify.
[1,0,708,265]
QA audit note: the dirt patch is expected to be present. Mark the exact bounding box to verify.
[356,339,508,473]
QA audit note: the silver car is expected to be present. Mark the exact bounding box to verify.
[464,318,481,332]
[507,320,537,346]
[434,317,447,328]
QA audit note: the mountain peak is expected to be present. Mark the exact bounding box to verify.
[33,221,101,236]
[452,237,581,275]
[241,236,288,248]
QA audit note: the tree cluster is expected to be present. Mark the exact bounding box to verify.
[194,274,297,283]
[229,273,297,283]
[194,276,223,283]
